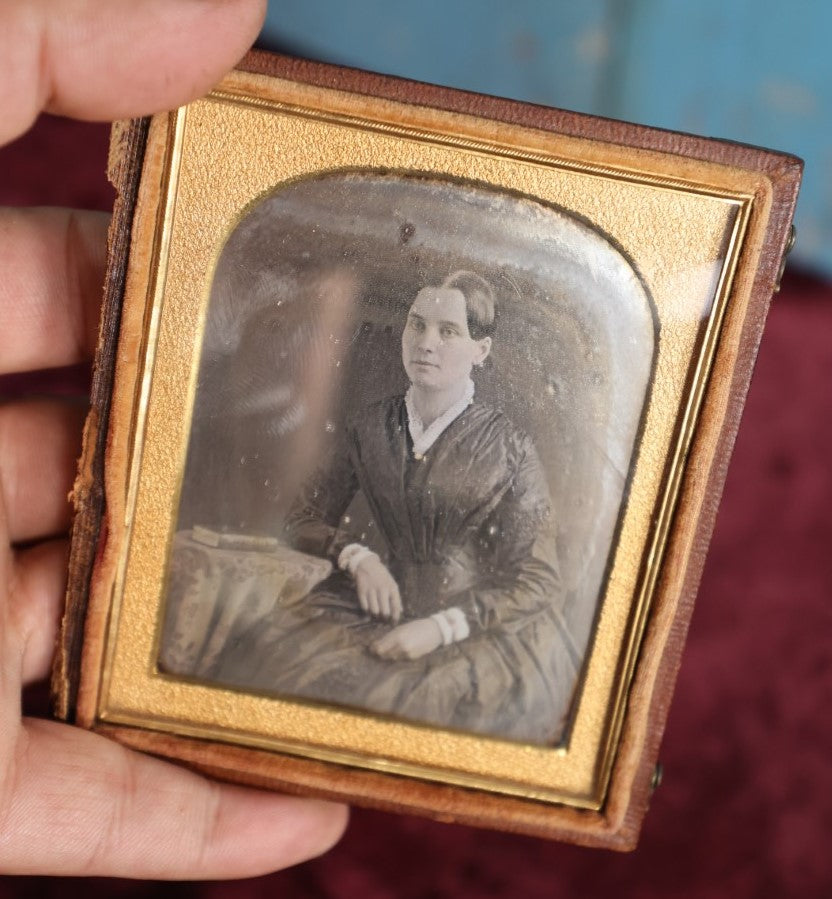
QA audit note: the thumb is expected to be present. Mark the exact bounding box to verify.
[0,0,267,146]
[1,719,348,878]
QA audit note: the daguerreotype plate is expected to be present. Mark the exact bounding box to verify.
[54,51,801,848]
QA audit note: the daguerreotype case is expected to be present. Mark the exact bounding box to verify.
[53,50,801,849]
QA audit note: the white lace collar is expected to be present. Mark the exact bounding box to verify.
[405,379,474,459]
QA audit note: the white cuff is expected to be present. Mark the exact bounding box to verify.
[338,543,377,575]
[430,611,454,645]
[429,607,470,646]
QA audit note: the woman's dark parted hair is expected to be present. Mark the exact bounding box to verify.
[441,270,496,340]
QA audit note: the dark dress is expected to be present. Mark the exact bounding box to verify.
[215,396,579,744]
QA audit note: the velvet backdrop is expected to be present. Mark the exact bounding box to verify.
[1,115,829,898]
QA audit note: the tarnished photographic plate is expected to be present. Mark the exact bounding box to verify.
[54,51,801,848]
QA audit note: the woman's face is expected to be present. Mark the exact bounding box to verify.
[401,287,491,394]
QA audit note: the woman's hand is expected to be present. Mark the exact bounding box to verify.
[0,0,348,878]
[370,618,444,660]
[353,554,402,621]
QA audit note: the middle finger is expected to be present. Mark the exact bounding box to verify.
[376,589,392,620]
[0,398,86,543]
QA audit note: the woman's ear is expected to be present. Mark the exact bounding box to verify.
[475,336,492,366]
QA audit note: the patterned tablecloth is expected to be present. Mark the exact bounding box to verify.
[158,531,331,679]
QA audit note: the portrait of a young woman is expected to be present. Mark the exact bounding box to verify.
[160,172,655,747]
[212,270,578,743]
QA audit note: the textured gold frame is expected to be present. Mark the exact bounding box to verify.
[61,53,801,848]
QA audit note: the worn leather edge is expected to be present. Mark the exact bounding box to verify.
[237,50,803,177]
[606,153,802,846]
[51,117,150,722]
[74,111,178,731]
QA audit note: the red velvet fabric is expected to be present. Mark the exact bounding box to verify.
[1,116,830,897]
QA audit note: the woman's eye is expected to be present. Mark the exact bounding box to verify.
[441,327,457,338]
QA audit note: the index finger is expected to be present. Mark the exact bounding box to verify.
[0,208,108,374]
[0,0,266,146]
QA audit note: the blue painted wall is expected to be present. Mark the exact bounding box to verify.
[261,0,829,275]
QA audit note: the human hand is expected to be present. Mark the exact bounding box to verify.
[353,554,403,622]
[370,618,444,660]
[0,0,347,878]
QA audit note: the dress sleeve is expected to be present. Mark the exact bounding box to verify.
[457,438,562,634]
[282,431,361,564]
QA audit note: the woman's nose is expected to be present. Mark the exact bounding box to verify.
[417,327,438,350]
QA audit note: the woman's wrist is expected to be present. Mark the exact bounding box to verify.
[429,607,470,646]
[337,543,378,576]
